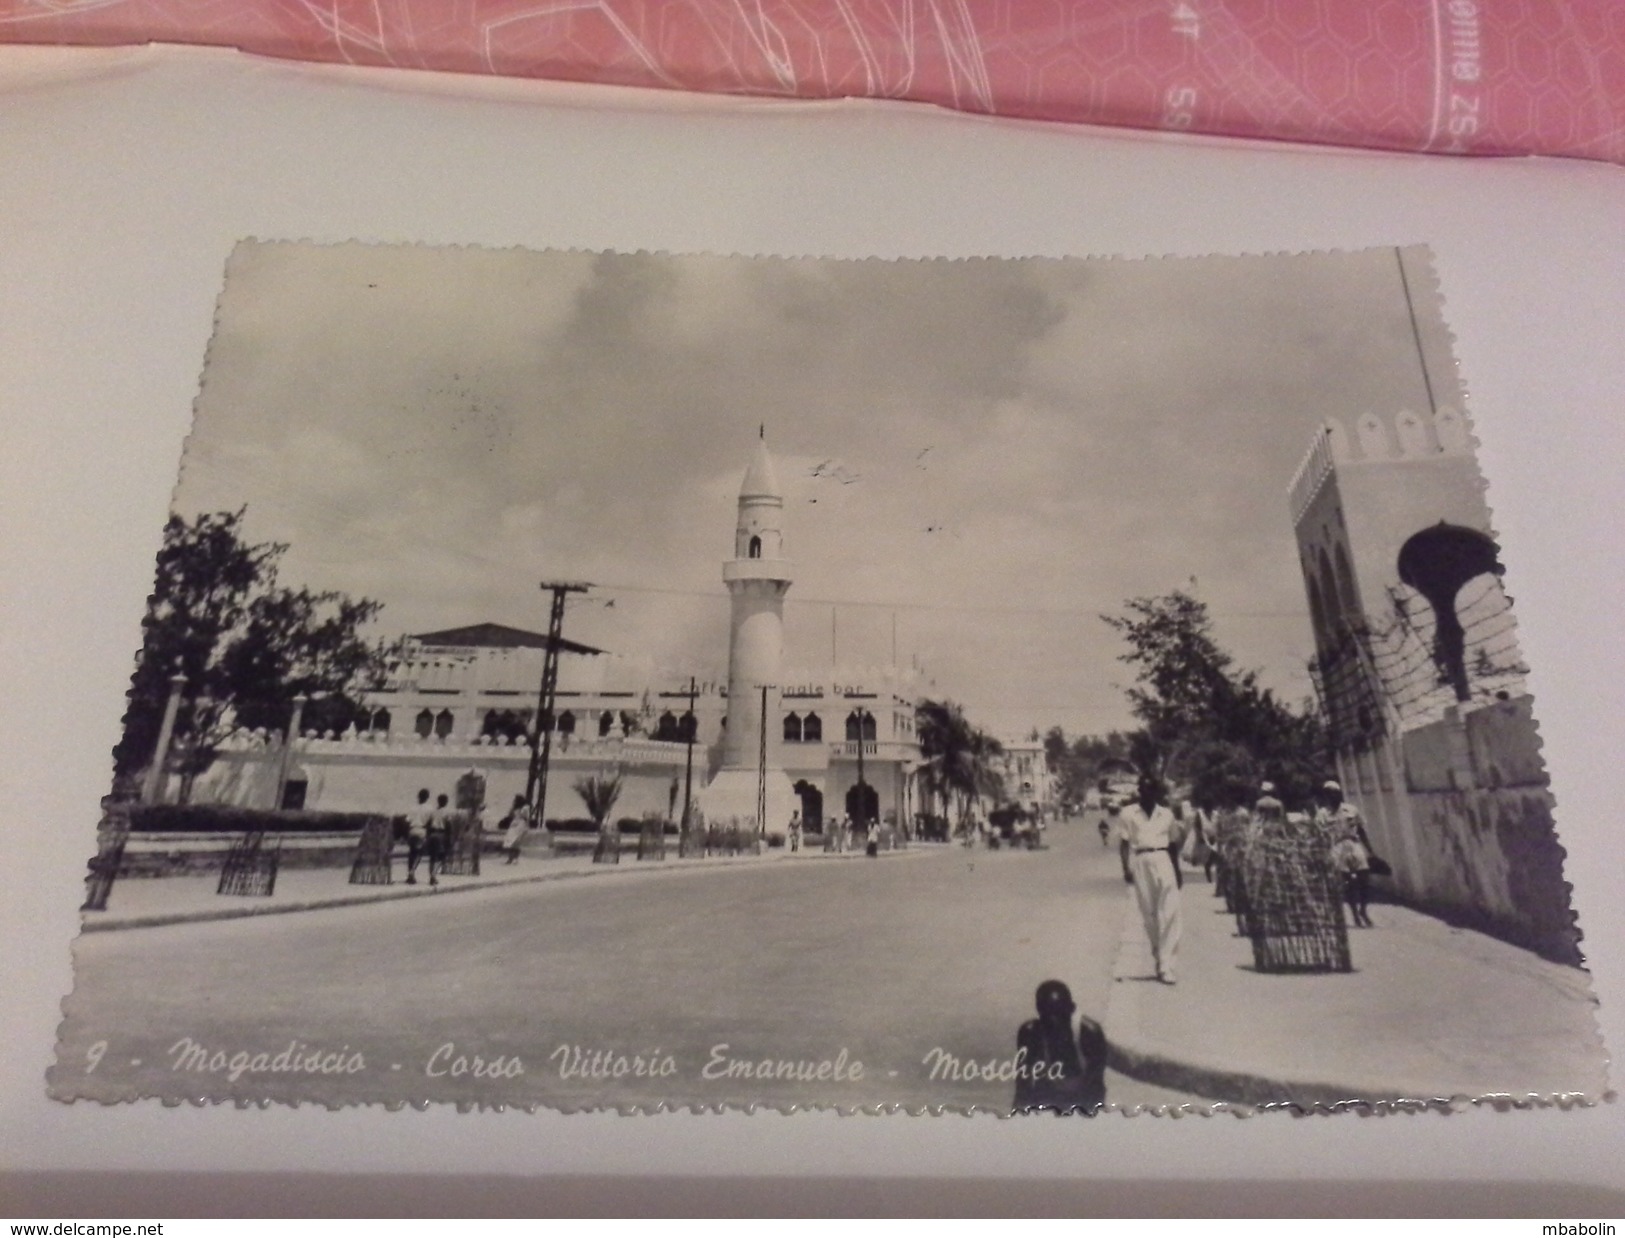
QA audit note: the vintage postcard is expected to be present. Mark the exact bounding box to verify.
[50,242,1610,1113]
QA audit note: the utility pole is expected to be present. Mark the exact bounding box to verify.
[854,705,868,835]
[681,675,697,843]
[274,693,311,810]
[141,669,188,804]
[757,684,769,841]
[525,581,590,829]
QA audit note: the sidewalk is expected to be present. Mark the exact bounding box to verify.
[82,844,914,933]
[1102,873,1612,1108]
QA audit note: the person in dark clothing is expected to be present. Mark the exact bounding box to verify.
[426,793,451,886]
[1013,979,1107,1114]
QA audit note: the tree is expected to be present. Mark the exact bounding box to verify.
[1101,590,1234,743]
[114,509,387,799]
[1042,726,1136,808]
[916,698,1005,832]
[1101,590,1331,809]
[575,769,625,864]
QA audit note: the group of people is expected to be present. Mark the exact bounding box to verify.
[1108,773,1382,985]
[786,812,881,856]
[402,789,534,885]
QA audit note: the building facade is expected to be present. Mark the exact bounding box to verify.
[192,439,924,839]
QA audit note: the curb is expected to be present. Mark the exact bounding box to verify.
[1103,1041,1404,1110]
[81,845,925,933]
[1100,883,1409,1109]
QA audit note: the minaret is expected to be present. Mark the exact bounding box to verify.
[721,433,792,766]
[697,433,800,837]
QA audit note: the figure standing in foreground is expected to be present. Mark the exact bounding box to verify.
[1013,979,1108,1114]
[1116,772,1187,985]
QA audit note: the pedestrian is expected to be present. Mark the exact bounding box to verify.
[426,792,451,886]
[1180,800,1212,880]
[1315,780,1374,851]
[1115,772,1187,985]
[499,793,529,865]
[865,819,879,857]
[1013,979,1107,1115]
[1330,821,1374,927]
[404,788,432,884]
[788,811,802,853]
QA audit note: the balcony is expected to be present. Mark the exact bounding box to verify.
[828,740,918,763]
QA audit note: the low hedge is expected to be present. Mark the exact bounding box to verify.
[128,803,385,834]
[546,817,679,835]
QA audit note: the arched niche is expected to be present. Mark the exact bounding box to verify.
[1316,547,1342,629]
[1398,522,1504,702]
[1333,543,1360,619]
[1305,569,1330,651]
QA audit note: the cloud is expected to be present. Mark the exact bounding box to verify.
[170,243,1460,736]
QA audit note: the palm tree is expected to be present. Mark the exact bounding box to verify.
[574,768,624,864]
[916,699,1005,835]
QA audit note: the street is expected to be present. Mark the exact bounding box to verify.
[54,815,1197,1112]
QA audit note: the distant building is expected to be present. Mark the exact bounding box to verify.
[993,735,1058,818]
[1288,407,1573,961]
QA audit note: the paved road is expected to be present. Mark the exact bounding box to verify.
[53,816,1196,1112]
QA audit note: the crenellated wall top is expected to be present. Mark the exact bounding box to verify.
[1289,406,1473,526]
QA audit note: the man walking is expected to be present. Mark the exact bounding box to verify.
[404,788,432,885]
[426,792,452,886]
[1116,772,1187,985]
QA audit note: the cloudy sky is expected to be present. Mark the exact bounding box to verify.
[171,241,1463,738]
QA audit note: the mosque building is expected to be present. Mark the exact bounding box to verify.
[194,437,925,837]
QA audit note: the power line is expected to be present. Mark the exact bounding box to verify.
[587,579,1310,622]
[174,459,1315,622]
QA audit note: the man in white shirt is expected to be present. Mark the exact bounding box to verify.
[1116,773,1187,985]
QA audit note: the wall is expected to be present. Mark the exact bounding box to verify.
[1388,696,1577,963]
[192,733,694,824]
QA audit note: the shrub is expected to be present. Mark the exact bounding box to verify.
[128,803,381,834]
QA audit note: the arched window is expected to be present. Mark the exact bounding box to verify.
[1317,548,1341,628]
[415,709,434,738]
[371,708,391,735]
[1305,571,1329,650]
[680,711,697,742]
[557,710,576,736]
[599,710,614,737]
[749,535,762,559]
[862,712,877,741]
[1333,543,1360,619]
[803,712,822,743]
[655,711,679,742]
[783,712,802,743]
[481,709,528,743]
[434,709,454,739]
[845,710,877,742]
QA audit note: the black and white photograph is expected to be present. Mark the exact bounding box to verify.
[49,240,1610,1114]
